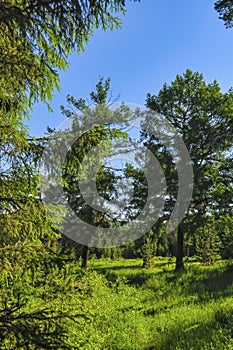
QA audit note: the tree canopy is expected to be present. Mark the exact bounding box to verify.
[146,69,233,270]
[215,0,233,28]
[0,0,138,117]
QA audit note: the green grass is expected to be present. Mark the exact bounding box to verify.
[82,257,233,349]
[4,257,232,349]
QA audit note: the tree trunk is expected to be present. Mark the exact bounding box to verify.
[175,225,184,272]
[81,245,88,268]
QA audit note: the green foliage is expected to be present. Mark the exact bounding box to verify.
[3,256,233,349]
[196,216,221,264]
[60,82,131,212]
[218,214,233,259]
[0,0,232,343]
[141,230,157,268]
[215,0,233,28]
[0,0,148,346]
[89,258,233,350]
[146,69,233,271]
[0,0,134,115]
[43,78,134,266]
[0,0,141,343]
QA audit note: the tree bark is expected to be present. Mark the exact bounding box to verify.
[175,225,184,272]
[81,245,88,268]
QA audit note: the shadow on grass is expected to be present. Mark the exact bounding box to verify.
[94,259,233,299]
[145,306,233,350]
[192,264,233,298]
[94,263,141,271]
[156,261,233,296]
[98,269,151,286]
[94,262,151,285]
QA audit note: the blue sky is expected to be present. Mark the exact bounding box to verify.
[28,0,233,136]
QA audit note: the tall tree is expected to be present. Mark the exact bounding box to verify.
[146,69,233,271]
[43,78,130,267]
[0,1,140,344]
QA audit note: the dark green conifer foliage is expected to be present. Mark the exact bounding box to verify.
[146,69,233,271]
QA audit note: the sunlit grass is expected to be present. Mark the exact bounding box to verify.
[84,257,233,349]
[10,257,232,349]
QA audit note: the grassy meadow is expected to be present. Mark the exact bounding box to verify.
[71,257,233,350]
[3,257,233,349]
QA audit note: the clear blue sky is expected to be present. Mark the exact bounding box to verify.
[28,0,233,136]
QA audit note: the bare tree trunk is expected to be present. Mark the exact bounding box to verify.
[175,225,184,272]
[81,245,88,268]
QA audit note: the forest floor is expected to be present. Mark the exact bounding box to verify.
[83,257,233,349]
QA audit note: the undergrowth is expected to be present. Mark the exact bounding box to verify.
[1,258,233,349]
